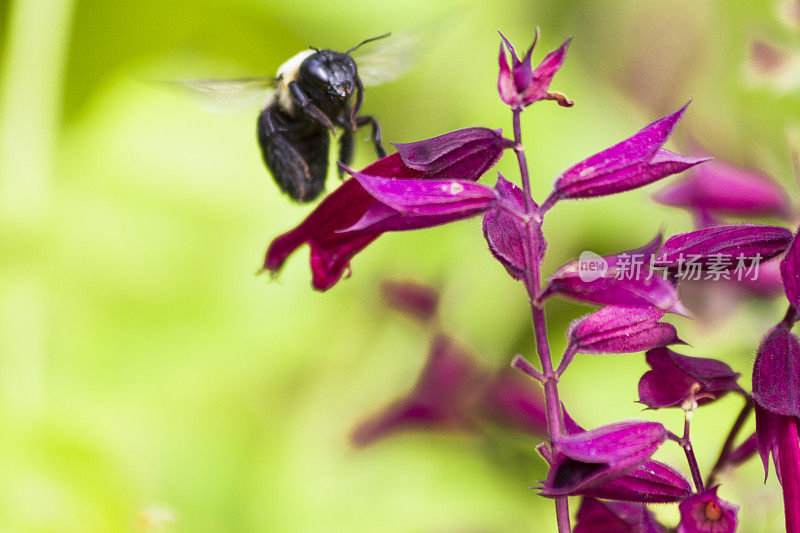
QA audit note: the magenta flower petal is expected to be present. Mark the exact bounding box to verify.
[350,334,485,447]
[540,235,686,313]
[264,127,511,291]
[656,225,792,270]
[392,127,513,180]
[568,306,682,355]
[546,105,707,203]
[264,178,381,291]
[638,347,742,409]
[380,279,439,322]
[480,368,547,436]
[677,487,739,533]
[654,157,792,218]
[752,325,800,418]
[540,420,667,497]
[575,498,666,533]
[482,175,545,280]
[522,37,572,106]
[781,228,800,311]
[351,172,497,218]
[497,30,571,108]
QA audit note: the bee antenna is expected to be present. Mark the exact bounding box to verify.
[309,46,320,52]
[345,32,391,55]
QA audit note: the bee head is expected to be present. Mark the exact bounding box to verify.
[299,51,357,100]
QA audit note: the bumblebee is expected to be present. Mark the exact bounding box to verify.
[178,33,409,203]
[258,35,389,202]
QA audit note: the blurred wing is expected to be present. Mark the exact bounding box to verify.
[351,30,426,87]
[165,77,278,114]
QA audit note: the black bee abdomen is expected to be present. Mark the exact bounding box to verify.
[257,106,330,203]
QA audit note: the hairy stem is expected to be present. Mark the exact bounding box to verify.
[681,415,705,492]
[512,108,570,532]
[706,400,752,487]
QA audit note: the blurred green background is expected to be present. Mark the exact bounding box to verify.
[1,0,799,531]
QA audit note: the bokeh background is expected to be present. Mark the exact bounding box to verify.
[1,0,799,531]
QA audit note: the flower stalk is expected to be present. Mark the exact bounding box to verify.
[511,107,571,532]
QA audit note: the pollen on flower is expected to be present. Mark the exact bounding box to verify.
[705,501,723,521]
[448,182,465,194]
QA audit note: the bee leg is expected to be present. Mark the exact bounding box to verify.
[337,128,354,180]
[288,81,337,135]
[356,115,386,158]
[257,107,325,203]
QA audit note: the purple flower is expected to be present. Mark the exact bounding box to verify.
[574,497,665,533]
[497,29,573,109]
[263,128,511,290]
[538,420,668,497]
[568,306,683,355]
[480,368,547,436]
[653,157,791,218]
[754,406,800,531]
[544,105,708,207]
[655,225,793,270]
[539,234,688,314]
[677,487,739,533]
[381,279,439,322]
[638,347,742,409]
[483,175,545,280]
[781,227,800,311]
[538,412,691,503]
[350,334,484,447]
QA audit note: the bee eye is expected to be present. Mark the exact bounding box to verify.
[302,56,331,86]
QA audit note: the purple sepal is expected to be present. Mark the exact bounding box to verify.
[482,175,545,280]
[638,347,742,409]
[497,29,573,108]
[575,498,666,533]
[393,127,514,180]
[568,306,683,355]
[654,157,792,218]
[380,279,439,322]
[350,334,484,447]
[677,486,739,533]
[752,325,800,418]
[540,234,688,314]
[655,225,793,269]
[781,228,800,311]
[264,128,510,291]
[539,420,667,497]
[546,105,707,204]
[481,368,547,436]
[540,411,691,503]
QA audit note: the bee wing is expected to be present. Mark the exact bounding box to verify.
[351,29,426,87]
[164,77,278,113]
